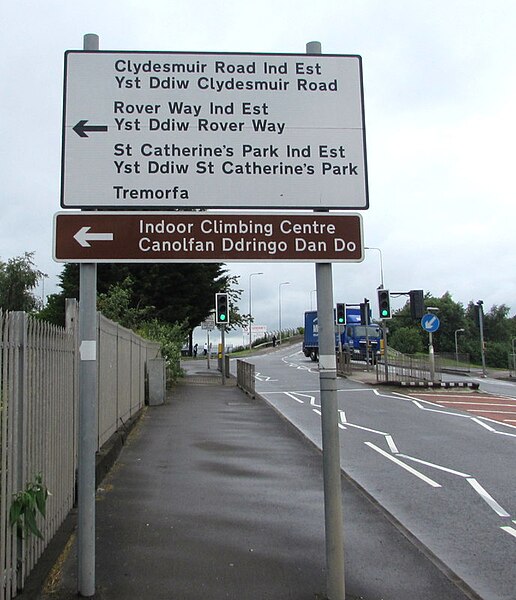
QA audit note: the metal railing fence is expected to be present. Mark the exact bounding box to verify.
[1,306,161,600]
[1,312,76,599]
[376,353,443,384]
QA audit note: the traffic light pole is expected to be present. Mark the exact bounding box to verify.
[220,326,226,385]
[477,301,487,378]
[364,298,371,370]
[382,320,389,382]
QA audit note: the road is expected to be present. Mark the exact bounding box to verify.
[236,344,516,600]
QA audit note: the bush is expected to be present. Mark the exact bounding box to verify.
[486,342,509,369]
[389,327,424,354]
[138,320,188,383]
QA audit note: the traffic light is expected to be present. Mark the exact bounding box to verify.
[409,289,424,320]
[360,299,370,325]
[336,303,346,325]
[377,289,391,319]
[215,293,229,324]
[474,300,484,327]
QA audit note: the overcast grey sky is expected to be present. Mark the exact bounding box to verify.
[2,1,515,340]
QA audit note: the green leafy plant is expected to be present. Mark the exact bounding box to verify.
[9,474,49,540]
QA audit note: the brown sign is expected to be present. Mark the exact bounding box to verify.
[54,212,363,263]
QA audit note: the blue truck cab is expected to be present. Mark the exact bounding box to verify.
[302,309,382,362]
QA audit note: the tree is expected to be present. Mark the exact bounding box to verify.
[52,262,245,336]
[388,327,424,354]
[0,252,45,312]
[97,277,154,330]
[388,291,466,354]
[483,304,511,342]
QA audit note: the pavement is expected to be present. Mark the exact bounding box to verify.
[25,358,485,600]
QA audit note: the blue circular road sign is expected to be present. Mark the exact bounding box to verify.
[421,313,440,333]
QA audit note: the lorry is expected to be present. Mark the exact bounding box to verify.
[302,309,382,362]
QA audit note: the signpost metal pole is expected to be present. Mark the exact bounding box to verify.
[364,298,371,370]
[428,330,435,382]
[77,31,99,600]
[308,39,346,600]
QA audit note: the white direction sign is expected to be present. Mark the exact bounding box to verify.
[61,51,368,209]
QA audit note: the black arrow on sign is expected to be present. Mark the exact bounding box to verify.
[73,120,109,138]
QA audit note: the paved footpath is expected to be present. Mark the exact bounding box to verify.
[35,363,477,599]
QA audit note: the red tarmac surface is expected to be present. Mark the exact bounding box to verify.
[409,392,516,426]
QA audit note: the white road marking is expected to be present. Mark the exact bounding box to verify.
[398,454,471,478]
[284,392,305,404]
[501,526,516,539]
[391,391,516,436]
[468,409,516,414]
[466,478,511,518]
[364,442,441,488]
[311,407,345,428]
[346,423,389,436]
[438,402,516,407]
[265,384,515,529]
[254,372,278,382]
[385,435,399,454]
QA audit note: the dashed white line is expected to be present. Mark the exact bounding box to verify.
[364,442,442,488]
[391,391,516,436]
[500,526,516,539]
[284,392,305,404]
[398,454,471,478]
[385,435,399,454]
[346,423,389,436]
[466,478,511,518]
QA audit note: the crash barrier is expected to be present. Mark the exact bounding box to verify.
[0,305,160,600]
[236,360,255,398]
[217,354,231,380]
[336,350,352,376]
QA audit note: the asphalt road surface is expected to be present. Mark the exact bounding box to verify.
[236,344,516,600]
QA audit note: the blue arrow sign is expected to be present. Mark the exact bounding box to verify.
[421,313,440,333]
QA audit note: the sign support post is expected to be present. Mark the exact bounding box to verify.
[60,33,368,599]
[308,40,346,600]
[77,32,99,599]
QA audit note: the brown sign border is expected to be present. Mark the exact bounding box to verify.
[54,211,363,263]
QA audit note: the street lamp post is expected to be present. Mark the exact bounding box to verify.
[278,281,290,345]
[310,289,317,310]
[365,246,384,289]
[366,247,389,380]
[454,328,465,364]
[248,272,263,350]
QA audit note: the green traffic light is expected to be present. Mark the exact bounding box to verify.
[338,317,344,323]
[219,314,226,321]
[381,309,388,317]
